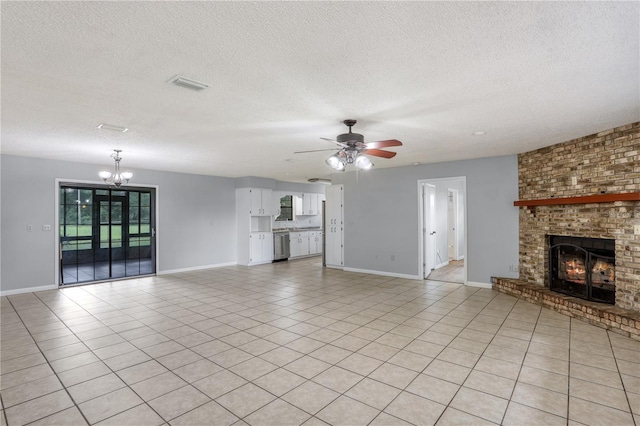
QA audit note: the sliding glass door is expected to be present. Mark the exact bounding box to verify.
[59,185,155,285]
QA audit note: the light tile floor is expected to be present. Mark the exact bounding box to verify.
[427,260,464,284]
[1,258,639,426]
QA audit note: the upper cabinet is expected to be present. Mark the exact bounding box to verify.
[298,193,325,216]
[248,188,272,216]
[271,191,282,217]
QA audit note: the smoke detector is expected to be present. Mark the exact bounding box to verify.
[168,75,208,92]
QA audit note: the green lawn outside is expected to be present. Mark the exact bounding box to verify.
[61,224,151,251]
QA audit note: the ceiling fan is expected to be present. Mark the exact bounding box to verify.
[294,119,403,171]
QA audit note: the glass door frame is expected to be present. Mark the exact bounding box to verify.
[54,179,159,286]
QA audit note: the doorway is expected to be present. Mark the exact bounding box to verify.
[59,185,156,285]
[419,178,466,284]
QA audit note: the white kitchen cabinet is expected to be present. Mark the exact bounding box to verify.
[309,231,322,255]
[250,232,273,264]
[290,231,310,258]
[271,191,282,217]
[301,193,314,215]
[237,188,273,265]
[298,193,323,216]
[325,185,344,268]
[294,195,303,216]
[249,188,272,216]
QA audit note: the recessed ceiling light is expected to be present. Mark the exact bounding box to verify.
[97,123,128,133]
[168,75,208,92]
[473,131,486,136]
[412,162,421,166]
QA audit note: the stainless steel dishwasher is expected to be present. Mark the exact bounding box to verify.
[273,231,290,261]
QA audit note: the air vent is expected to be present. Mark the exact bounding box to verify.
[168,75,208,92]
[97,123,128,133]
[308,178,332,184]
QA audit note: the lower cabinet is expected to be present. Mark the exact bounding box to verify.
[250,232,273,264]
[309,231,322,255]
[290,232,310,258]
[290,231,322,258]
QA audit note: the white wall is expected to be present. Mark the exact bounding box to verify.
[1,155,238,293]
[331,155,519,284]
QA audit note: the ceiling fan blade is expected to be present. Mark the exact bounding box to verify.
[362,149,397,159]
[320,137,349,148]
[365,139,403,149]
[294,148,339,154]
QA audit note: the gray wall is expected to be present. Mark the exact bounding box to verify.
[1,155,237,292]
[331,155,519,283]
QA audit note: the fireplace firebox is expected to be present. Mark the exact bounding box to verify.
[548,235,615,304]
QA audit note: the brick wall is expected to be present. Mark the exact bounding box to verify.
[517,122,640,312]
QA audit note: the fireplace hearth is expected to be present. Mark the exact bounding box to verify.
[548,235,615,304]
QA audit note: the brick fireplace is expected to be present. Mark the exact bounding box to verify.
[493,122,640,339]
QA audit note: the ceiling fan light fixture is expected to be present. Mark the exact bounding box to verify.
[326,154,345,171]
[355,154,373,170]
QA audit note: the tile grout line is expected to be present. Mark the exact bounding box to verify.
[4,295,92,426]
[29,289,176,425]
[497,301,544,426]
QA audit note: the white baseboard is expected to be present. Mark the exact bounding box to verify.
[456,255,465,261]
[0,284,58,296]
[434,261,449,270]
[343,267,420,280]
[158,261,237,275]
[466,281,492,289]
[325,264,344,270]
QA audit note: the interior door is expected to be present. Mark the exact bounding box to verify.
[423,184,436,278]
[448,189,458,260]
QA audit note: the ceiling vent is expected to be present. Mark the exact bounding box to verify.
[168,75,208,92]
[308,178,332,184]
[97,123,128,133]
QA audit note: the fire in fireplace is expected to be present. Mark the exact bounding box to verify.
[548,235,615,304]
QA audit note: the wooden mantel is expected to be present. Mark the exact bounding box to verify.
[514,192,640,207]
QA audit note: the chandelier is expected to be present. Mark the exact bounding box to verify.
[326,149,373,171]
[98,149,133,187]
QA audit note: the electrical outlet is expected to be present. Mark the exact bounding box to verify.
[27,225,33,232]
[635,224,640,235]
[391,255,395,261]
[42,224,51,231]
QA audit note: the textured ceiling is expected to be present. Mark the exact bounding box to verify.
[1,1,638,182]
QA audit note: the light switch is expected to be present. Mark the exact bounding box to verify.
[634,225,640,235]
